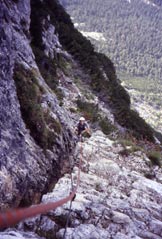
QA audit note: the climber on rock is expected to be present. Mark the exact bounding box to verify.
[74,117,91,139]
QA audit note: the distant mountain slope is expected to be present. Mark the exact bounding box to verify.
[60,0,162,83]
[60,0,162,134]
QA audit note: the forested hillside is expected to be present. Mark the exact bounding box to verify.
[60,0,162,132]
[60,0,162,81]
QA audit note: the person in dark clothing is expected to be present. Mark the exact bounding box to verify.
[75,117,90,137]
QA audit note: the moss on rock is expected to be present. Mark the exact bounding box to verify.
[99,117,116,135]
[14,64,61,150]
[147,150,162,167]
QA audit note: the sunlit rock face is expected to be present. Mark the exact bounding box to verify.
[15,131,162,238]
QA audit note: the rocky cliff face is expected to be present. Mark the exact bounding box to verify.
[0,0,161,238]
[0,0,75,209]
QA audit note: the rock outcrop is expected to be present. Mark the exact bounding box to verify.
[0,0,74,209]
[43,132,162,238]
[3,131,161,238]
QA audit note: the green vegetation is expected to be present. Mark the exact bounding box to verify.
[147,150,162,167]
[120,73,162,108]
[14,64,61,150]
[99,117,116,136]
[117,136,143,156]
[30,0,155,141]
[76,99,117,135]
[116,134,162,167]
[76,99,99,122]
[62,0,162,83]
[118,139,135,148]
[69,107,77,113]
[62,0,162,120]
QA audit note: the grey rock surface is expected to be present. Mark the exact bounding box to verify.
[29,131,162,239]
[0,0,74,209]
[0,229,45,239]
[57,224,110,239]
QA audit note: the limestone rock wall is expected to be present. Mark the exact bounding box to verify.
[21,132,162,239]
[0,0,74,209]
